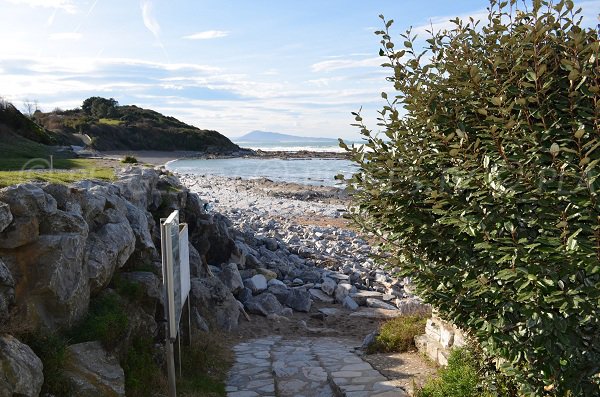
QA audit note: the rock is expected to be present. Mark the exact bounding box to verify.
[256,268,278,280]
[190,277,240,331]
[264,237,278,251]
[395,298,432,317]
[0,259,15,322]
[349,308,405,320]
[361,330,379,351]
[219,263,244,294]
[320,277,337,296]
[119,272,162,314]
[1,221,90,330]
[308,288,334,304]
[268,283,290,304]
[342,296,359,311]
[0,335,43,397]
[366,298,398,310]
[192,307,210,333]
[236,288,253,304]
[350,291,384,306]
[281,307,293,317]
[318,307,341,316]
[85,221,136,294]
[123,202,156,265]
[243,274,267,294]
[267,278,286,287]
[244,292,283,316]
[63,341,125,397]
[284,289,311,312]
[0,202,12,233]
[334,283,353,303]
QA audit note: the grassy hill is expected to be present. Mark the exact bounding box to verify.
[35,99,239,152]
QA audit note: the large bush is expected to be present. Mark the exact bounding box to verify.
[341,1,599,395]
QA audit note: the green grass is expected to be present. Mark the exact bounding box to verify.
[367,315,427,354]
[21,331,73,395]
[177,332,234,397]
[122,155,138,164]
[0,158,114,187]
[67,292,128,350]
[98,118,123,126]
[416,348,492,397]
[123,336,165,397]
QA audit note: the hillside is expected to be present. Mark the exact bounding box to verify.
[34,97,239,152]
[237,130,337,143]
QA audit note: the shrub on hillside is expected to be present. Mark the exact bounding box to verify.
[340,1,600,395]
[367,315,426,354]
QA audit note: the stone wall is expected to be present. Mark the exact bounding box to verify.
[415,312,467,366]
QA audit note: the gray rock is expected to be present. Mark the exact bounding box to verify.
[219,263,244,294]
[264,237,278,251]
[244,292,283,316]
[268,283,290,304]
[0,335,43,397]
[243,274,267,294]
[361,330,379,351]
[0,259,15,322]
[334,283,353,303]
[64,341,125,397]
[268,278,286,287]
[0,202,12,234]
[191,277,240,331]
[123,202,156,264]
[320,277,337,296]
[309,288,334,304]
[236,287,253,304]
[119,272,162,314]
[284,289,311,312]
[366,298,398,310]
[192,307,210,333]
[396,298,432,316]
[85,221,136,293]
[350,291,384,306]
[342,296,359,311]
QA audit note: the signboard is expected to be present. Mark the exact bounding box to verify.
[160,210,191,340]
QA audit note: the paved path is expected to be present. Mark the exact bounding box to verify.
[226,336,408,397]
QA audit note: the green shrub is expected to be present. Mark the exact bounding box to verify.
[122,155,138,164]
[22,331,72,395]
[417,349,489,397]
[367,315,426,353]
[340,1,600,395]
[67,292,128,350]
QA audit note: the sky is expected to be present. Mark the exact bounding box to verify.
[0,1,599,140]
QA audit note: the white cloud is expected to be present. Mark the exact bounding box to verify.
[140,0,160,38]
[311,57,382,73]
[4,0,76,13]
[182,30,229,40]
[49,32,82,40]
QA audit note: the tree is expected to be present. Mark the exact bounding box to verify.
[81,97,119,118]
[341,1,600,395]
[22,98,38,118]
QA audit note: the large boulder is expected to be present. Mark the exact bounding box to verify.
[113,168,159,211]
[321,277,337,296]
[123,202,156,267]
[244,292,283,316]
[284,288,311,312]
[190,277,239,331]
[0,259,15,323]
[63,341,125,397]
[0,202,12,233]
[85,221,136,293]
[0,210,90,330]
[218,263,244,294]
[119,271,162,315]
[0,335,43,397]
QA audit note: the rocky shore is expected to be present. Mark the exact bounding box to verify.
[0,165,430,396]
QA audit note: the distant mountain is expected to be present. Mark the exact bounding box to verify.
[236,130,337,143]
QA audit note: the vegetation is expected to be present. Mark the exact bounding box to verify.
[67,292,129,350]
[417,349,490,397]
[367,315,426,353]
[22,331,72,396]
[123,336,164,397]
[122,155,139,164]
[340,1,600,395]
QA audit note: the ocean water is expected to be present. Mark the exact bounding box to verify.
[166,157,357,187]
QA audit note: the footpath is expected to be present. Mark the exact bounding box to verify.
[226,336,407,397]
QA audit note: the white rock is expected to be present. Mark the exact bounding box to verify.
[321,277,337,296]
[244,274,268,294]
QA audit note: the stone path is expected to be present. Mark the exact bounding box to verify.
[226,336,408,397]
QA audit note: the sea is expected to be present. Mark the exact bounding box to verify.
[165,140,358,187]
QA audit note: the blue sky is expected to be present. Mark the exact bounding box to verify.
[1,0,599,139]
